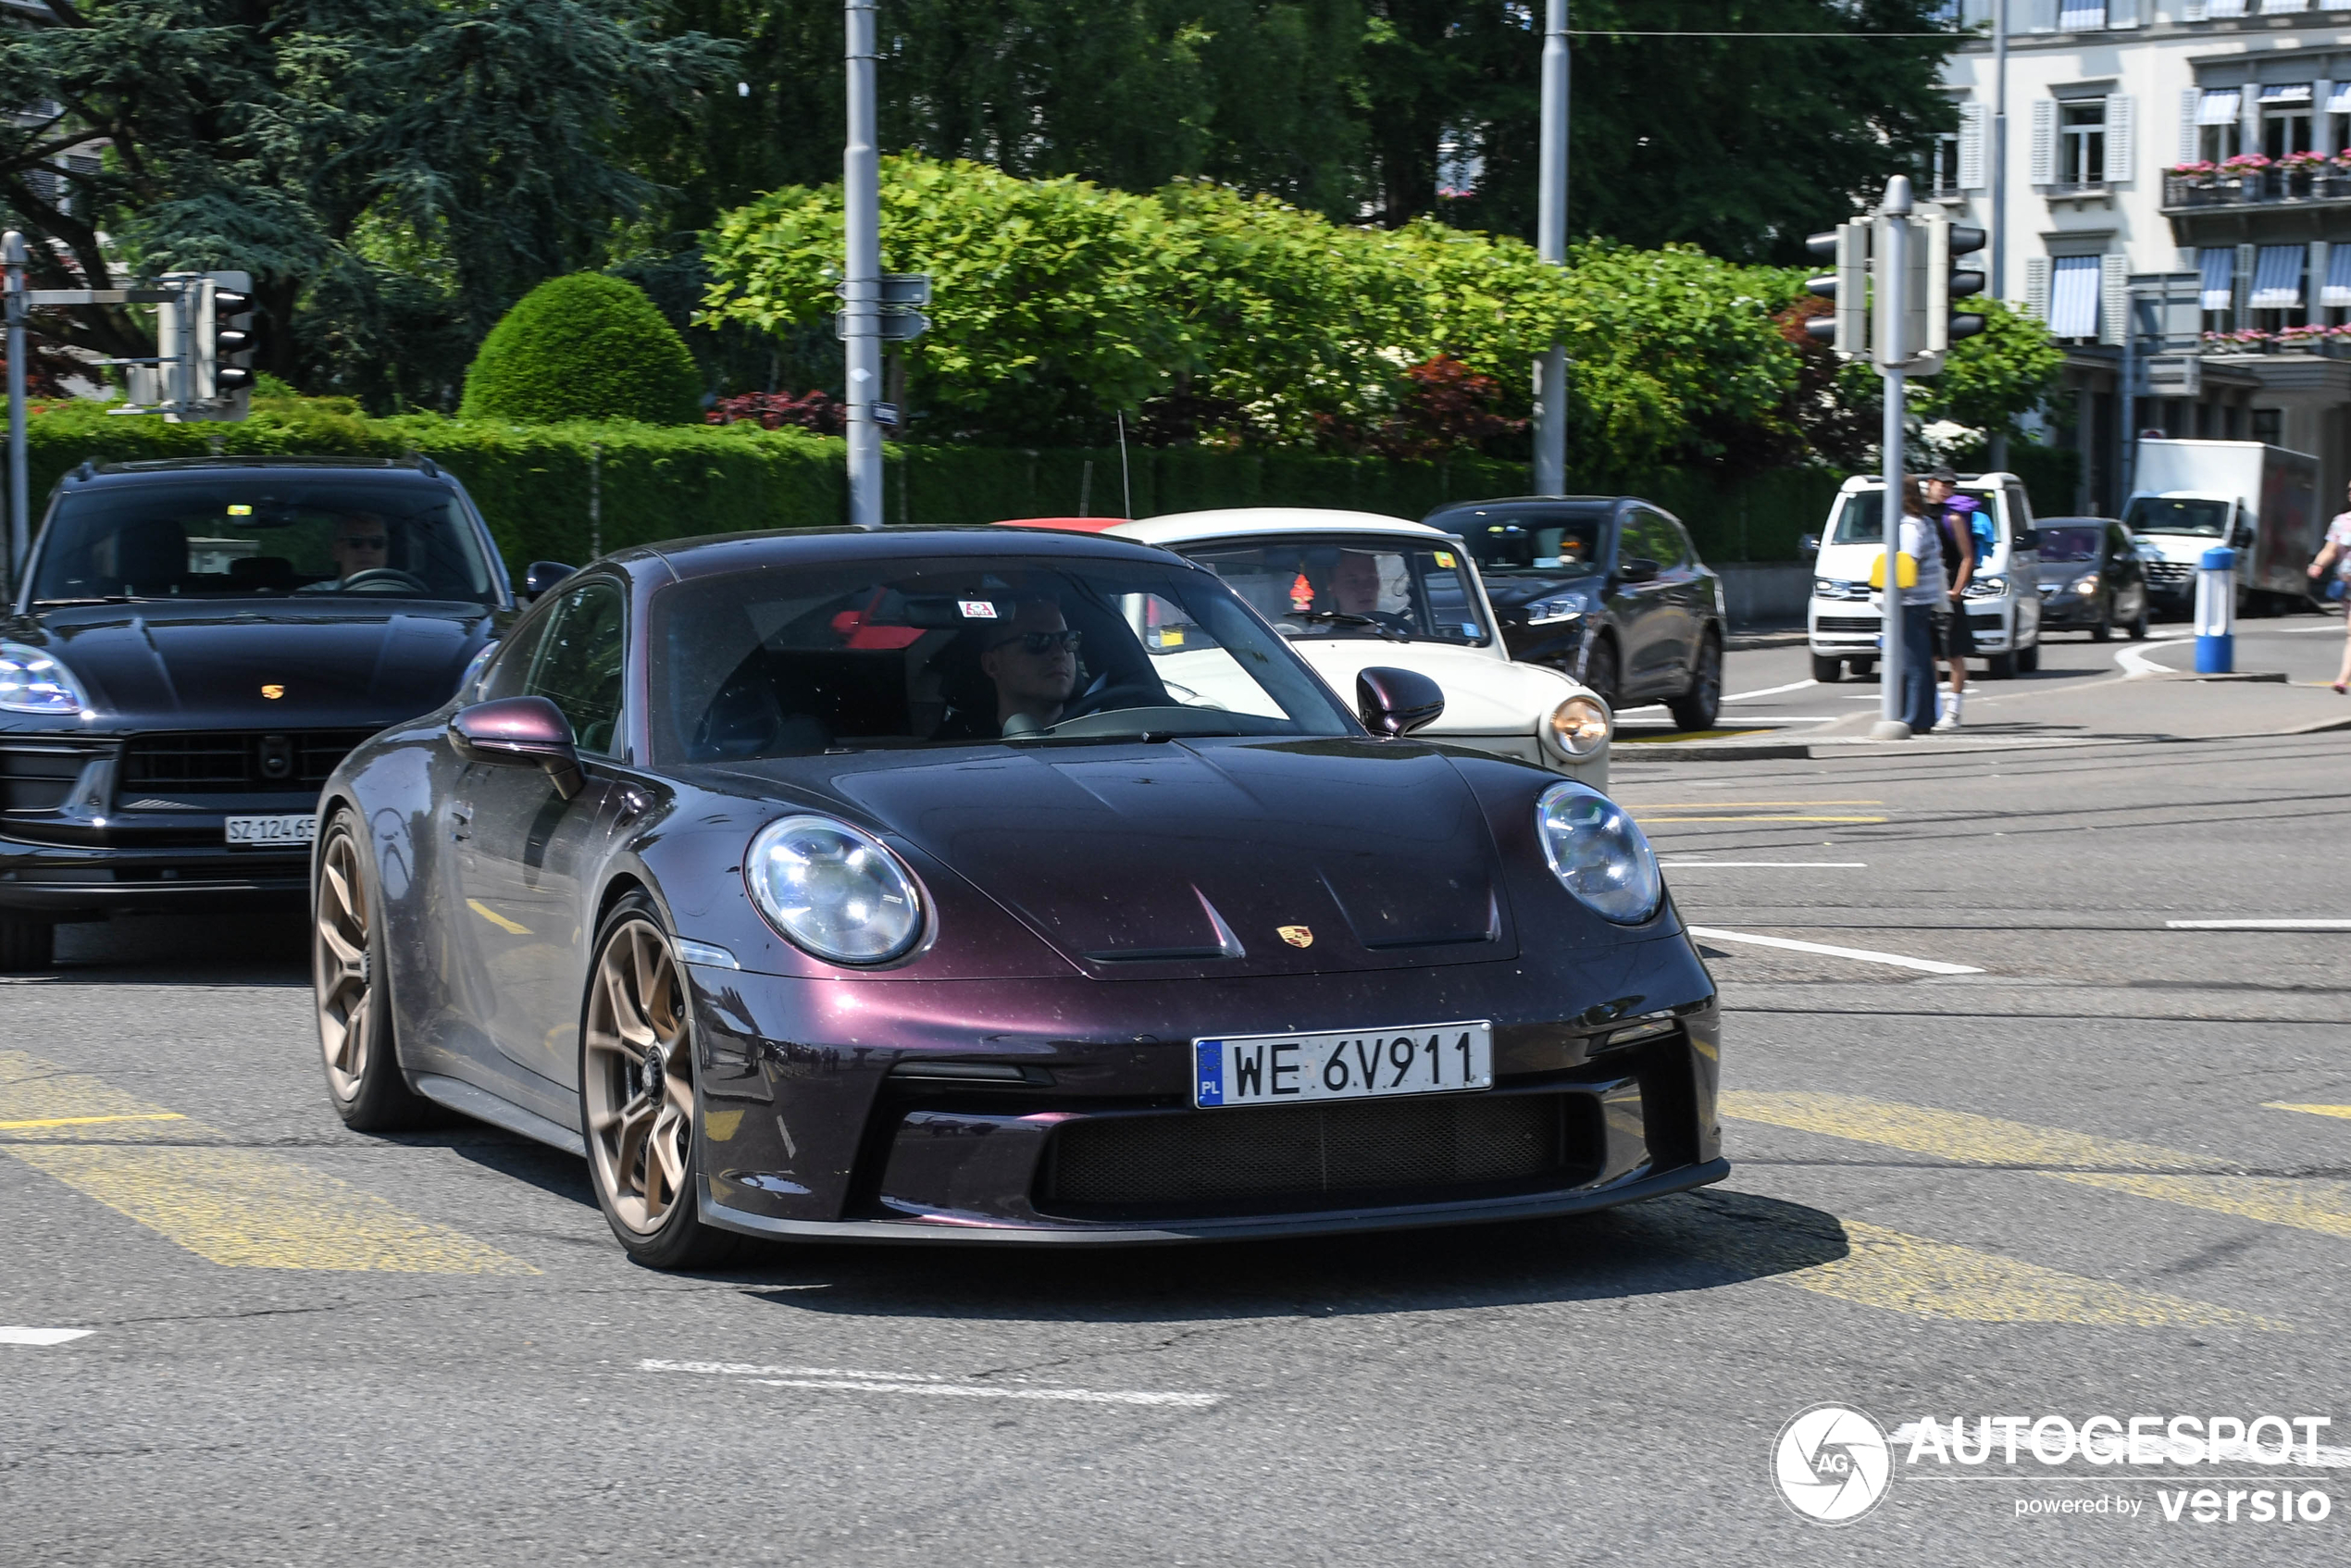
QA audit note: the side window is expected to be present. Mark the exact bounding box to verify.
[525,580,628,755]
[1620,511,1674,570]
[1657,513,1696,569]
[476,610,554,703]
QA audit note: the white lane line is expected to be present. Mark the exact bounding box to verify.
[1685,926,1984,975]
[1661,861,1867,868]
[1725,678,1820,702]
[640,1358,1221,1408]
[0,1327,93,1346]
[2116,640,2184,678]
[2166,918,2351,931]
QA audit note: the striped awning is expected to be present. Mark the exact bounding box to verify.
[2332,82,2351,114]
[2323,246,2351,308]
[2199,248,2237,312]
[2196,89,2243,126]
[2258,83,2313,105]
[2048,256,2102,339]
[2251,244,2305,309]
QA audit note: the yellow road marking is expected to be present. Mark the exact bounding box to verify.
[1630,1195,2279,1328]
[0,1113,187,1132]
[1636,815,1888,824]
[1725,1090,2351,1249]
[2268,1102,2351,1122]
[466,898,532,936]
[0,1052,536,1275]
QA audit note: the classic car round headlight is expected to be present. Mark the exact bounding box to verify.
[0,641,92,716]
[745,815,926,964]
[2071,572,2100,596]
[1536,782,1661,924]
[1545,694,1612,759]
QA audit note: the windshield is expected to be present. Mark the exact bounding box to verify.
[1451,510,1608,577]
[1828,487,1998,545]
[2122,496,2230,537]
[648,554,1357,762]
[31,475,498,606]
[1178,537,1492,645]
[2037,525,2103,563]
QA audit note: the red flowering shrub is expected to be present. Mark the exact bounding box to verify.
[706,389,846,435]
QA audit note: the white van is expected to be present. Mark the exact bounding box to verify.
[1802,471,2043,682]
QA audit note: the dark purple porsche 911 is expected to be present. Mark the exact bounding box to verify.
[311,526,1725,1267]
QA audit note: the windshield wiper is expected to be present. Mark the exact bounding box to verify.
[1293,610,1406,642]
[32,596,140,606]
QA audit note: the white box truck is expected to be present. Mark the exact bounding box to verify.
[2122,439,2320,615]
[1802,470,2043,681]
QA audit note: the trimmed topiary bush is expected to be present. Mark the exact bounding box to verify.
[459,274,702,425]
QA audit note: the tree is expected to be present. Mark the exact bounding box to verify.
[0,1,733,407]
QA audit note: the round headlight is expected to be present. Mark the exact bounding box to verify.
[1536,782,1661,924]
[0,641,91,716]
[745,815,926,964]
[1545,694,1612,759]
[2071,573,2100,595]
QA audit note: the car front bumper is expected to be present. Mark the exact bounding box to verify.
[0,828,312,918]
[678,927,1721,1245]
[1808,598,2032,655]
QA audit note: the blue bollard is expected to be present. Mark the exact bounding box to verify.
[2195,545,2235,675]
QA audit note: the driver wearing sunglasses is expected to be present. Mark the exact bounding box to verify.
[979,600,1083,734]
[296,512,393,592]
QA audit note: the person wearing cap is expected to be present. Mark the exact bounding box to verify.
[1922,467,1975,729]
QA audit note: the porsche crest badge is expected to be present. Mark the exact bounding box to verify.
[1277,925,1313,948]
[260,683,286,700]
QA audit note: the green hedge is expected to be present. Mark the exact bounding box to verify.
[13,397,1934,576]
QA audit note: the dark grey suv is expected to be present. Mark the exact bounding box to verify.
[1423,496,1727,730]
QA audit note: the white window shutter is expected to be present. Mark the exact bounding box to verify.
[2183,1,2207,18]
[2100,255,2130,344]
[2031,99,2059,185]
[2105,94,2133,183]
[2108,0,2141,23]
[1959,104,1987,190]
[2179,89,2200,165]
[2026,257,2052,322]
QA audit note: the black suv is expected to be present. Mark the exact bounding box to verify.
[1423,495,1727,729]
[0,456,516,969]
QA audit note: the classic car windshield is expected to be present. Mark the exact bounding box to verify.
[1455,511,1608,577]
[649,554,1357,763]
[31,476,498,605]
[1179,537,1493,645]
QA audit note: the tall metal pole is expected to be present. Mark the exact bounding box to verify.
[1532,0,1569,495]
[842,0,884,529]
[1874,180,1911,741]
[1987,1,2009,473]
[4,230,27,597]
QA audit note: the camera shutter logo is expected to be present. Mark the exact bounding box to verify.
[1773,1404,1892,1524]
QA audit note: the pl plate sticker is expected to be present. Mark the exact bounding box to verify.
[958,600,1000,619]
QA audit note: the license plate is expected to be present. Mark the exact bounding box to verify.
[1193,1021,1492,1109]
[224,814,317,846]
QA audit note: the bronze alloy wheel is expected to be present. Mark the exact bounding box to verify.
[580,898,737,1267]
[313,810,428,1130]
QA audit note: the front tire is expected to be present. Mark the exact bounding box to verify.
[315,809,431,1131]
[1810,653,1843,684]
[580,894,739,1271]
[1666,635,1723,731]
[1581,637,1621,710]
[2019,641,2040,673]
[0,914,55,974]
[1986,651,2018,678]
[2128,604,2149,640]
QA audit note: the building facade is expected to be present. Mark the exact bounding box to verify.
[1943,1,2351,514]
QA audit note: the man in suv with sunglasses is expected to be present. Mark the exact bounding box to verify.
[296,510,392,592]
[970,599,1083,737]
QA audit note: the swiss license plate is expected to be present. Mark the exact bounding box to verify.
[1193,1021,1492,1109]
[224,814,317,847]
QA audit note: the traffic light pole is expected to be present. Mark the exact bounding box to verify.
[1873,180,1911,742]
[1532,0,1569,495]
[842,0,884,530]
[4,230,26,593]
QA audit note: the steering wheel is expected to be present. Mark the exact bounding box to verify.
[337,567,430,594]
[1055,678,1159,724]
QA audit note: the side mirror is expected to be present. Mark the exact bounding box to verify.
[1356,667,1445,739]
[523,560,577,600]
[2014,528,2040,552]
[2231,524,2255,548]
[1616,556,1661,584]
[449,696,584,799]
[1797,532,1822,557]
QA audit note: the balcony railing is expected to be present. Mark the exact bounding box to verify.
[2163,168,2351,209]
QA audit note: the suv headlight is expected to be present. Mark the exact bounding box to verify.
[1545,695,1611,759]
[1525,595,1586,627]
[1536,782,1661,924]
[2071,573,2100,596]
[0,641,92,716]
[745,815,926,964]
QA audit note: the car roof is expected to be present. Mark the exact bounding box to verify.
[71,456,453,482]
[1424,495,1628,513]
[625,524,1194,582]
[1106,508,1459,547]
[2037,516,2121,525]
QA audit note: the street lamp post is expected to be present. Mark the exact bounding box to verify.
[1532,0,1569,496]
[1873,180,1912,743]
[842,0,884,530]
[4,230,27,594]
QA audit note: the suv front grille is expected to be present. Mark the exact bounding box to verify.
[2146,561,2194,584]
[119,729,375,793]
[1815,615,1880,633]
[0,743,91,814]
[1037,1093,1592,1220]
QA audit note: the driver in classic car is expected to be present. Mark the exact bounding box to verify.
[295,511,393,591]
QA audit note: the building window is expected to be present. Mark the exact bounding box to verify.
[2252,408,2283,443]
[2261,83,2314,160]
[1927,131,1962,198]
[2049,255,2104,339]
[2199,246,2236,332]
[2060,101,2106,186]
[2059,1,2106,27]
[2206,0,2248,17]
[2251,243,2307,330]
[2196,88,2243,162]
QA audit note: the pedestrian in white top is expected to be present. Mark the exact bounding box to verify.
[1869,478,1948,733]
[2307,482,2351,695]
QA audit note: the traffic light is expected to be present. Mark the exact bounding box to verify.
[193,270,256,419]
[1923,216,1986,354]
[1803,223,1871,356]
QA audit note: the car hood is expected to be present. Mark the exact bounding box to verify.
[19,599,491,727]
[827,738,1520,977]
[1284,639,1589,735]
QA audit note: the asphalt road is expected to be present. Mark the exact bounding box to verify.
[6,693,2351,1562]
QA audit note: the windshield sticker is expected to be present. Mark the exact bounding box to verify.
[1434,551,1456,567]
[227,504,253,516]
[957,600,1000,619]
